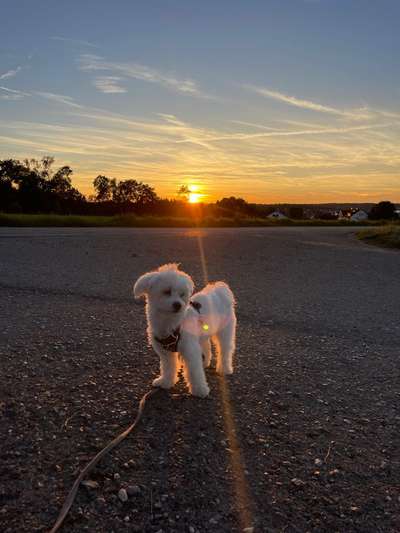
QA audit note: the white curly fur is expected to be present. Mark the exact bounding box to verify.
[134,264,236,397]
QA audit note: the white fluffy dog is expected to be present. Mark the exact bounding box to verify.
[134,264,236,397]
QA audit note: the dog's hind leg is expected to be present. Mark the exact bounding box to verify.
[180,339,210,398]
[215,319,235,375]
[200,338,212,368]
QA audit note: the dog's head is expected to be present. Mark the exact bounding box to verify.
[133,263,194,315]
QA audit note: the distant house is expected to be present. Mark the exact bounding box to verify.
[267,210,287,220]
[338,209,354,220]
[337,208,369,222]
[316,210,338,220]
[350,209,369,222]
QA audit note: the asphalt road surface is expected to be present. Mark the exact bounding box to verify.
[0,227,399,532]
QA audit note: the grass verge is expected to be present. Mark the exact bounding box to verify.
[0,213,393,228]
[357,225,400,249]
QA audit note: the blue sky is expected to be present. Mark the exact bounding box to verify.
[1,0,399,202]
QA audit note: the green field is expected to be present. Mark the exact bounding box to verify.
[357,225,400,249]
[0,213,392,228]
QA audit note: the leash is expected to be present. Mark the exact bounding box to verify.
[48,387,160,533]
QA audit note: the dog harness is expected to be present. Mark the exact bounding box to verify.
[154,301,203,352]
[154,327,181,352]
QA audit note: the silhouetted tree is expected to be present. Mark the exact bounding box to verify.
[369,201,397,220]
[289,206,304,219]
[151,198,189,217]
[0,157,85,213]
[215,196,257,216]
[316,211,337,220]
[93,175,117,202]
[0,159,23,211]
[4,159,47,212]
[92,175,158,213]
[24,156,55,179]
[177,185,190,202]
[47,166,73,194]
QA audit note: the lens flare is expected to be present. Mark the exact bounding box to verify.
[194,229,254,531]
[188,192,201,203]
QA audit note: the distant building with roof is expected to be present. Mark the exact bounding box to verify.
[350,209,369,222]
[267,210,287,220]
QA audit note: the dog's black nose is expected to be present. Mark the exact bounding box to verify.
[173,301,182,312]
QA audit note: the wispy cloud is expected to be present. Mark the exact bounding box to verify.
[0,66,27,101]
[157,113,187,127]
[79,54,213,98]
[0,66,22,80]
[51,36,99,48]
[206,121,393,142]
[2,92,399,202]
[368,107,400,120]
[67,103,396,153]
[35,92,83,108]
[0,86,29,100]
[244,84,372,120]
[93,76,127,94]
[230,120,280,131]
[67,108,217,149]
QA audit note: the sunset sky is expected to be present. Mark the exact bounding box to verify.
[1,0,399,203]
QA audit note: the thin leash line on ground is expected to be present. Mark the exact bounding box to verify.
[48,387,159,533]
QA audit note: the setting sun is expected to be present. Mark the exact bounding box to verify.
[186,184,204,203]
[188,192,202,203]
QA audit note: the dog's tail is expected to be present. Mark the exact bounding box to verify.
[212,281,236,308]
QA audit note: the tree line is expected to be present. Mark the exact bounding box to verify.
[0,156,265,217]
[0,156,398,219]
[0,157,160,215]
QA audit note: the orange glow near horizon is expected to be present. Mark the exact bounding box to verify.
[74,173,400,205]
[188,191,202,203]
[187,184,205,204]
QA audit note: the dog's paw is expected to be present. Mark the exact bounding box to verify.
[216,366,233,376]
[191,383,210,398]
[152,376,173,389]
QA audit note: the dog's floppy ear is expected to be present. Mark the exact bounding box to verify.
[133,272,157,298]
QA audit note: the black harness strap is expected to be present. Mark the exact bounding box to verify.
[154,302,202,352]
[154,327,181,352]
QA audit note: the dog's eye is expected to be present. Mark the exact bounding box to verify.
[163,289,171,296]
[180,293,185,298]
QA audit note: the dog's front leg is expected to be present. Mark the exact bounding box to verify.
[152,343,178,389]
[180,338,210,398]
